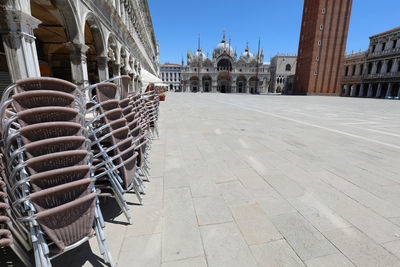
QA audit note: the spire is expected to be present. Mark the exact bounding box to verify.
[222,28,226,43]
[234,49,237,57]
[182,57,184,66]
[245,41,249,52]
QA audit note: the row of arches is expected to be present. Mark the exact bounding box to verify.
[187,74,261,93]
[1,0,149,96]
[341,82,400,98]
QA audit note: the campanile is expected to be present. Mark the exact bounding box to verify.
[294,0,353,95]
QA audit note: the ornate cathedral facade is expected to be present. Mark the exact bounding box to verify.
[181,33,270,94]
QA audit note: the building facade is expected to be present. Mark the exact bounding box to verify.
[0,0,159,97]
[341,27,400,98]
[294,0,353,95]
[160,63,182,91]
[269,54,297,93]
[181,34,270,94]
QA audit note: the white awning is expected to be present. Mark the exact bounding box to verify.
[154,82,169,87]
[141,69,163,89]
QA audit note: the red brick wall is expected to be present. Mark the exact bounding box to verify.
[294,0,352,95]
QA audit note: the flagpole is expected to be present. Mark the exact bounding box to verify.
[198,33,201,92]
[255,38,260,94]
[228,35,231,87]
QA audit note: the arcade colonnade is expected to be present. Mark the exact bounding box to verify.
[183,74,267,94]
[0,0,159,96]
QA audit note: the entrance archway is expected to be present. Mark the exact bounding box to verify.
[217,72,231,93]
[202,75,212,92]
[236,76,246,93]
[190,76,199,92]
[249,76,259,94]
[84,14,105,84]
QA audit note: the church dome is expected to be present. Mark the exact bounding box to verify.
[213,33,234,58]
[192,49,207,62]
[239,44,256,62]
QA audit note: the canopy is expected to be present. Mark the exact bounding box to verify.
[141,69,163,89]
[154,82,169,87]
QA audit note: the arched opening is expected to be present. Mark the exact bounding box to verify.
[367,62,373,74]
[31,0,74,81]
[202,75,212,92]
[236,76,246,93]
[0,35,12,95]
[190,76,199,92]
[84,15,105,84]
[217,72,231,93]
[249,76,259,94]
[169,84,173,91]
[217,58,232,72]
[387,60,393,73]
[380,83,388,98]
[285,64,291,71]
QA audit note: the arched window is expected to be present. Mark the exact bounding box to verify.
[285,64,291,71]
[367,62,373,74]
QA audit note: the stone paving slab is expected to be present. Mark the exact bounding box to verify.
[52,93,400,266]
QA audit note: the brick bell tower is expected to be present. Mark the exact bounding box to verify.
[294,0,353,95]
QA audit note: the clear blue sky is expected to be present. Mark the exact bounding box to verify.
[148,0,399,64]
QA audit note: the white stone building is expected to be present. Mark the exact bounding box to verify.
[160,63,182,91]
[0,0,159,96]
[269,54,297,93]
[181,33,270,94]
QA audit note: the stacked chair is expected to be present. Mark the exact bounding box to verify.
[0,75,161,266]
[0,78,113,266]
[86,81,143,224]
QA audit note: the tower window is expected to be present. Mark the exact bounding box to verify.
[318,40,322,46]
[320,24,324,30]
[316,56,320,61]
[322,8,326,14]
[314,71,318,76]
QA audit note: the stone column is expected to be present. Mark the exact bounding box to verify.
[376,83,382,98]
[97,56,109,82]
[391,58,399,73]
[0,9,41,81]
[371,61,378,74]
[245,83,250,94]
[386,83,393,98]
[350,84,356,97]
[362,63,368,75]
[381,60,388,73]
[343,85,348,96]
[68,43,90,99]
[212,80,217,93]
[112,63,121,99]
[367,84,373,97]
[231,83,237,93]
[359,84,365,97]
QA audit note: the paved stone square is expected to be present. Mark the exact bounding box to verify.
[58,93,400,266]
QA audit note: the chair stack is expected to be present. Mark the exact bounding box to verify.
[0,153,32,266]
[86,82,143,224]
[0,77,113,267]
